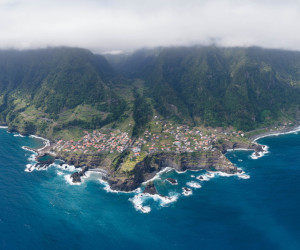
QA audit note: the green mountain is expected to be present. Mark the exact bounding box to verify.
[109,46,300,131]
[1,46,300,139]
[0,47,126,137]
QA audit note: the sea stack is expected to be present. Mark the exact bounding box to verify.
[143,182,158,195]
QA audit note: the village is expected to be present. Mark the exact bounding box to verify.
[53,129,132,154]
[53,116,247,157]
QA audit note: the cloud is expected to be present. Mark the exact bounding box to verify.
[0,0,300,53]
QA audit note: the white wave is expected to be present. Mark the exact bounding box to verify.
[29,134,50,151]
[176,168,212,175]
[238,173,250,179]
[22,146,37,154]
[142,167,172,185]
[238,159,243,162]
[57,171,63,176]
[129,192,178,213]
[226,148,253,152]
[216,171,235,177]
[64,174,82,185]
[186,181,202,189]
[0,126,8,129]
[35,164,49,171]
[25,163,36,172]
[253,126,300,142]
[64,169,102,186]
[81,170,94,181]
[129,194,151,213]
[98,178,141,194]
[213,169,250,180]
[28,154,37,162]
[250,145,269,160]
[56,164,78,172]
[197,172,216,181]
[150,193,179,206]
[182,187,192,196]
[29,134,49,143]
[13,133,25,137]
[175,169,187,174]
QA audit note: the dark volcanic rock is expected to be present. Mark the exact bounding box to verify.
[71,172,81,183]
[143,182,158,195]
[166,178,178,185]
[36,154,55,165]
[108,151,238,191]
[63,154,108,169]
[254,144,263,152]
[71,166,89,183]
[217,141,263,155]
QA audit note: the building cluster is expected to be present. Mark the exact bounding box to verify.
[54,129,131,154]
[132,122,218,155]
[53,119,244,157]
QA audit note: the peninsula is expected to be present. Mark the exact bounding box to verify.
[1,46,300,192]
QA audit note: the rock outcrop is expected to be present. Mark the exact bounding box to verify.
[166,178,177,185]
[108,151,238,191]
[216,141,263,154]
[71,166,89,183]
[143,182,158,195]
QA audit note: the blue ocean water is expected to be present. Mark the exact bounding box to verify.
[0,128,300,250]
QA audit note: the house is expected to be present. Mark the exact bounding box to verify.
[132,147,141,153]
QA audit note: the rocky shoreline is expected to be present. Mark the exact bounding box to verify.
[106,151,240,191]
[25,139,261,191]
[248,124,300,142]
[15,127,270,192]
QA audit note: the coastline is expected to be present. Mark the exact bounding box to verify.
[29,135,51,152]
[4,123,297,191]
[0,126,51,155]
[9,127,247,190]
[249,124,300,142]
[224,124,300,160]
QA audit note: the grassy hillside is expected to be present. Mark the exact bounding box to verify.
[0,46,300,139]
[108,46,300,131]
[0,47,127,138]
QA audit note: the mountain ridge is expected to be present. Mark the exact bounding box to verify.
[0,45,300,139]
[3,45,299,189]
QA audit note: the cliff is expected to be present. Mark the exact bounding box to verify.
[107,150,238,191]
[215,141,263,154]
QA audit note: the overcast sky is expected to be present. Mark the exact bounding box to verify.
[1,0,300,53]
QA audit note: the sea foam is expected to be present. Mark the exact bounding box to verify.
[129,192,179,213]
[186,181,202,189]
[64,174,82,185]
[142,167,172,185]
[98,178,141,194]
[182,187,193,196]
[13,133,25,137]
[251,145,269,160]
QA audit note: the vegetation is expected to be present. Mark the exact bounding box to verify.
[0,46,300,140]
[132,90,153,137]
[108,46,300,131]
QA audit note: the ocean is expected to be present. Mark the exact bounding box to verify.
[0,128,299,250]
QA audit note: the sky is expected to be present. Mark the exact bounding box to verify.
[0,0,300,53]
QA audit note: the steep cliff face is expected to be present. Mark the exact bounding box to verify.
[60,153,112,171]
[215,141,263,154]
[108,151,238,191]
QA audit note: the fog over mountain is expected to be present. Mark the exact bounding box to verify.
[1,0,300,53]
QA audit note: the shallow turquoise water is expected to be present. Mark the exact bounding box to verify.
[0,128,299,249]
